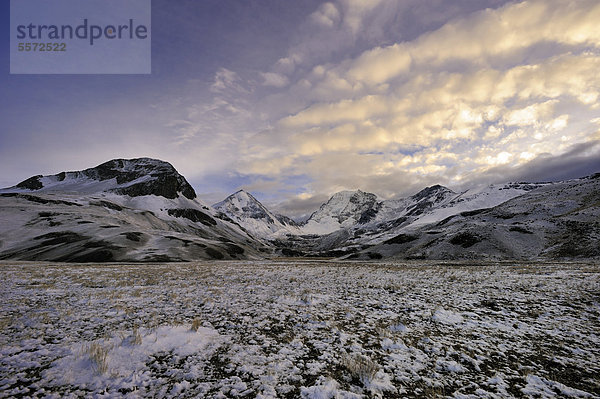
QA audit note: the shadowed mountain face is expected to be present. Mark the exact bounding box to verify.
[14,158,197,200]
[214,190,277,224]
[404,185,456,217]
[298,186,459,235]
[0,191,265,263]
[308,190,380,224]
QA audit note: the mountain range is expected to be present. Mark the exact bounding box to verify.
[1,157,598,261]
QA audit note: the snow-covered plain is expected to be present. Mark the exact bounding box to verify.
[1,261,599,398]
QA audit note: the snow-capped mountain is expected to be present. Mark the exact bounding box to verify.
[217,181,558,248]
[301,190,379,234]
[213,190,299,238]
[369,182,547,237]
[0,158,266,262]
[298,184,468,236]
[373,185,457,224]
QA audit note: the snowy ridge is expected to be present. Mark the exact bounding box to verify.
[0,190,265,262]
[382,182,546,231]
[374,185,458,224]
[247,175,598,259]
[297,182,547,240]
[298,185,459,236]
[3,158,197,200]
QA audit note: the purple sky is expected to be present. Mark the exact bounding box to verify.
[1,0,599,218]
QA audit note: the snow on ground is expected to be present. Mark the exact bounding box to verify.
[401,185,538,230]
[0,261,598,398]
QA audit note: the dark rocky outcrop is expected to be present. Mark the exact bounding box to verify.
[449,232,482,248]
[167,208,217,226]
[16,175,43,190]
[384,233,419,245]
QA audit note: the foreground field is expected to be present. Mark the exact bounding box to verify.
[0,261,599,398]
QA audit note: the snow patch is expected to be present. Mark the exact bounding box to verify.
[47,325,223,390]
[432,308,464,325]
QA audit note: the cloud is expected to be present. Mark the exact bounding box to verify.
[274,56,299,75]
[345,44,412,85]
[211,68,248,94]
[338,0,385,34]
[261,72,290,88]
[503,100,557,127]
[281,95,391,128]
[229,0,600,217]
[459,139,600,187]
[313,0,600,94]
[310,2,341,28]
[408,0,600,67]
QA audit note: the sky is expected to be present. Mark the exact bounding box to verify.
[1,0,599,219]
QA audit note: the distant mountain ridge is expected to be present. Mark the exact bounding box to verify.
[349,173,600,260]
[1,157,598,261]
[213,177,598,260]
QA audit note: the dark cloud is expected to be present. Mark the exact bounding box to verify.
[273,193,331,222]
[459,140,600,188]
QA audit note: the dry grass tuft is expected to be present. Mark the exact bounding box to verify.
[190,317,202,332]
[131,327,142,345]
[84,341,110,374]
[300,289,313,304]
[341,353,379,383]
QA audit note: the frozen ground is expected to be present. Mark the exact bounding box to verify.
[0,260,599,398]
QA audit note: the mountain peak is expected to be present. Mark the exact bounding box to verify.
[411,184,454,201]
[327,189,378,202]
[402,184,455,217]
[213,190,298,237]
[214,190,273,222]
[10,157,197,200]
[231,189,255,200]
[332,189,367,196]
[303,189,380,233]
[220,189,262,206]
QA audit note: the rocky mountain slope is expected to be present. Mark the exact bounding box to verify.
[347,174,600,260]
[0,159,266,262]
